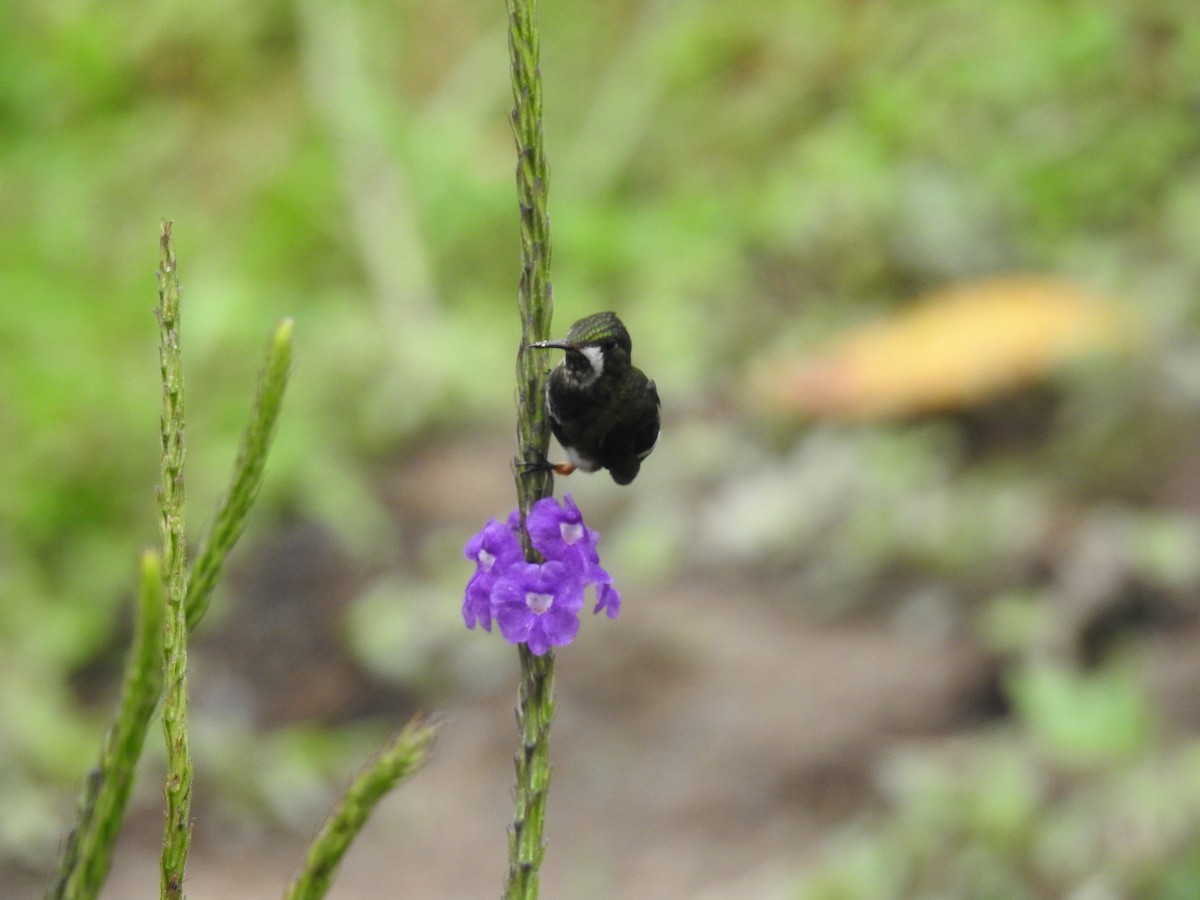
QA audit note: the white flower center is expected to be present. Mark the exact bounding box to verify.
[479,549,496,571]
[560,522,584,545]
[526,592,554,615]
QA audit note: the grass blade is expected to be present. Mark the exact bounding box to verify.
[47,551,165,900]
[185,317,294,629]
[285,718,441,900]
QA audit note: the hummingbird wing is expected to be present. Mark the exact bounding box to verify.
[604,376,660,485]
[633,379,661,461]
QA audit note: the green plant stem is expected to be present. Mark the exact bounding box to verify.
[49,227,293,900]
[156,220,192,900]
[504,0,557,896]
[507,646,556,900]
[508,0,554,519]
[47,551,165,900]
[285,718,441,900]
[185,317,294,629]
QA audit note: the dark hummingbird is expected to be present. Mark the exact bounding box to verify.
[527,311,660,485]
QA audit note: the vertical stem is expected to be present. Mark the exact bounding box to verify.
[504,0,556,896]
[506,645,555,900]
[508,0,554,517]
[156,220,193,899]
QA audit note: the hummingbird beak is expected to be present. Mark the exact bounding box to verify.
[529,339,603,377]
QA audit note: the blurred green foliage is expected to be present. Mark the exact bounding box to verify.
[793,671,1200,900]
[4,0,1200,889]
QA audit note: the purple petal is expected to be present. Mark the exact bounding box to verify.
[593,581,621,618]
[541,604,582,644]
[491,561,584,650]
[496,606,533,645]
[560,494,584,524]
[465,517,522,572]
[462,572,495,631]
[526,497,569,553]
[528,494,603,569]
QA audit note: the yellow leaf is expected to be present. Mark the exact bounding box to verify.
[753,277,1137,419]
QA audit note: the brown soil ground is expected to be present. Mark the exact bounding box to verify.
[89,583,996,899]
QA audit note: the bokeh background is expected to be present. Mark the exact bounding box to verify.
[5,0,1200,897]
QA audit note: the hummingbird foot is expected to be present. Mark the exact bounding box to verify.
[516,445,577,477]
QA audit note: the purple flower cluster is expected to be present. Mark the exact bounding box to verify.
[463,495,620,655]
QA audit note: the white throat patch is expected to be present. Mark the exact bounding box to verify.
[579,345,604,378]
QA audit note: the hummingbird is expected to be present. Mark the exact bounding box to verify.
[526,311,660,485]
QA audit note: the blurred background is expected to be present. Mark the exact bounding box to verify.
[4,0,1200,897]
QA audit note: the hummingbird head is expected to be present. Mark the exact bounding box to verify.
[530,312,633,384]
